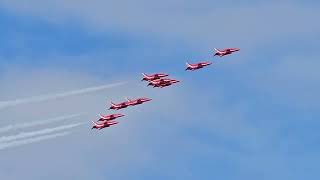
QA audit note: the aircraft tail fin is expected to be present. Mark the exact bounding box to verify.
[214,48,220,52]
[186,62,192,70]
[142,73,149,78]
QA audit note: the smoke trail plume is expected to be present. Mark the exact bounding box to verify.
[0,113,86,133]
[0,131,70,151]
[0,82,125,110]
[0,123,84,143]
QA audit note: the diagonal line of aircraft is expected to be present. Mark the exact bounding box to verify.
[92,48,240,130]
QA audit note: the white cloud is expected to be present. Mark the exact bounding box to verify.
[0,58,317,179]
[0,62,284,180]
[0,66,194,180]
[0,113,85,133]
[0,0,318,47]
[0,122,83,143]
[0,82,125,110]
[0,131,70,151]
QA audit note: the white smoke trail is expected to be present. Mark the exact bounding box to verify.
[0,112,86,133]
[0,122,84,143]
[0,131,70,151]
[0,82,125,110]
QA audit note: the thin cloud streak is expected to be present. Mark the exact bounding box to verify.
[0,131,70,151]
[0,113,86,133]
[0,82,126,110]
[0,122,84,143]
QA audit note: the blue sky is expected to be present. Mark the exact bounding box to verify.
[0,1,319,180]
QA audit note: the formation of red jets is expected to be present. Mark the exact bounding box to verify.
[92,48,240,130]
[92,97,152,130]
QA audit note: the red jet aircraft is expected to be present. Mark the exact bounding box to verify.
[125,97,152,106]
[109,101,129,110]
[185,61,212,71]
[214,48,240,57]
[91,121,118,130]
[148,78,180,88]
[141,73,169,81]
[98,113,124,122]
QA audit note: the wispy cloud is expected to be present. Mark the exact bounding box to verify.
[0,112,86,133]
[0,131,70,151]
[0,122,83,143]
[0,82,125,110]
[0,0,318,47]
